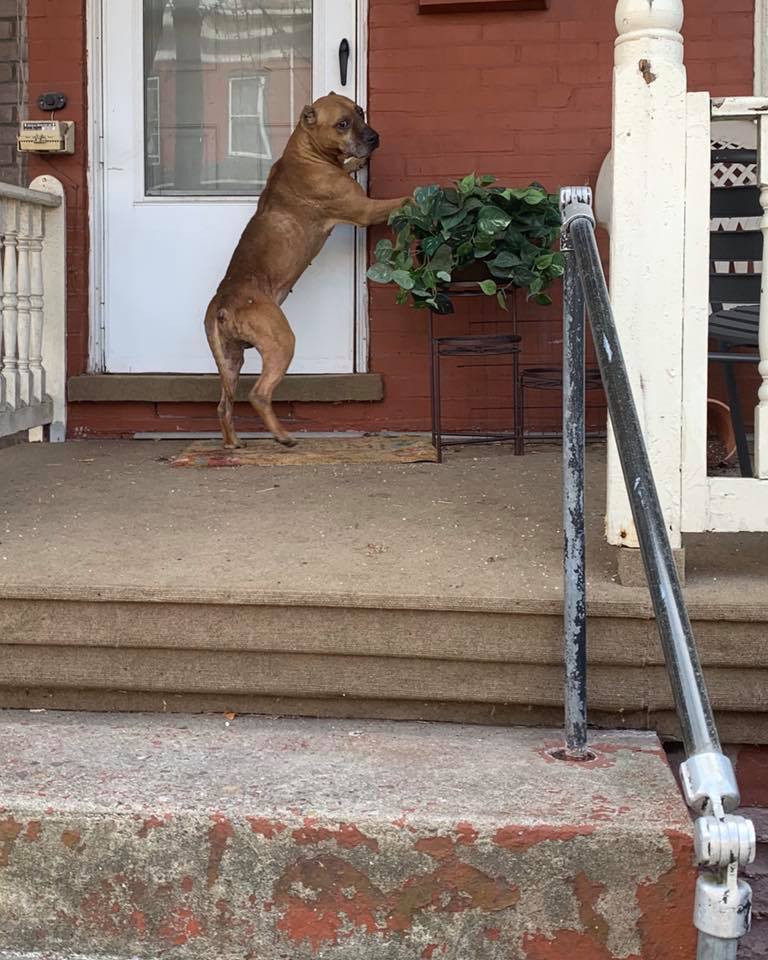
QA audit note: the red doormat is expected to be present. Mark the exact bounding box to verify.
[170,434,438,467]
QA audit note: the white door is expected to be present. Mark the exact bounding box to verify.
[102,0,357,373]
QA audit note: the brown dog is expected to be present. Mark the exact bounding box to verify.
[204,93,408,448]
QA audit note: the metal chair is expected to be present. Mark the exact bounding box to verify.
[518,366,603,454]
[709,146,762,477]
[428,285,522,463]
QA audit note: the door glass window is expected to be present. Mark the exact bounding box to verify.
[143,0,311,197]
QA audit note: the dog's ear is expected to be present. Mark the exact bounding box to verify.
[300,105,317,128]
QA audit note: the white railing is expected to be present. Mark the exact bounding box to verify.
[605,0,768,541]
[0,176,66,443]
[680,97,768,532]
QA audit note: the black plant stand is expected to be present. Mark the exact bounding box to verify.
[429,285,523,463]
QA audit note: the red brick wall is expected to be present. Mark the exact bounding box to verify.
[27,0,89,385]
[728,745,768,959]
[25,0,755,438]
[668,741,768,958]
[0,0,27,186]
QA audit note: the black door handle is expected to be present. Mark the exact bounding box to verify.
[338,38,350,86]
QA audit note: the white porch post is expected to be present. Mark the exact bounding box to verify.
[755,114,768,478]
[607,0,687,557]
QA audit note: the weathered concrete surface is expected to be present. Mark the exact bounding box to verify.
[0,439,765,608]
[0,713,695,960]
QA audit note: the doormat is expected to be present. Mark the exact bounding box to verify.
[170,434,438,467]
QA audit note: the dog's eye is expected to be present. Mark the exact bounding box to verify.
[336,119,350,130]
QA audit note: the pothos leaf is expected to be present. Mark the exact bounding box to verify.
[367,262,393,283]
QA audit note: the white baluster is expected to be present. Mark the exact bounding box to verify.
[755,113,768,478]
[0,224,4,411]
[607,0,687,560]
[16,204,32,406]
[1,200,19,409]
[28,205,44,405]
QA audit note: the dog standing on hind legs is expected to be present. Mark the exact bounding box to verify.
[205,92,409,449]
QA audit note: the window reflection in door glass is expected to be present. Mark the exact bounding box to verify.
[143,0,311,197]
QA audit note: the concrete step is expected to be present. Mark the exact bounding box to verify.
[1,585,767,742]
[0,712,695,960]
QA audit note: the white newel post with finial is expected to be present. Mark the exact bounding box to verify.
[607,0,687,568]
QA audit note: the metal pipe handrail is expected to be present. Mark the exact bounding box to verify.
[559,187,755,960]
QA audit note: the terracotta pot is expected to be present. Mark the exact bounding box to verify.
[451,260,493,283]
[707,398,737,463]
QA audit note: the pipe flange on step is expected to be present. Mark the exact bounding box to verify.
[694,815,756,868]
[694,868,752,941]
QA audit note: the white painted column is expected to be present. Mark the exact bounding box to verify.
[607,0,687,550]
[755,113,768,478]
[28,205,45,405]
[30,176,66,443]
[16,204,32,406]
[2,199,19,409]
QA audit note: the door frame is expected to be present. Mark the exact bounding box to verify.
[756,0,768,96]
[86,0,370,375]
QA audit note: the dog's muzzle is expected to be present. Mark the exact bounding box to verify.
[351,126,380,159]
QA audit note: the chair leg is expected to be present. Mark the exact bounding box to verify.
[720,355,752,477]
[519,380,526,456]
[431,340,443,464]
[513,350,523,455]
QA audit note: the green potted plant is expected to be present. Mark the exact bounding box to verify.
[367,174,563,314]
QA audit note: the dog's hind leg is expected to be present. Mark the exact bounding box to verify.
[205,306,245,449]
[238,300,297,447]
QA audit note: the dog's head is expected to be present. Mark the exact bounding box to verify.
[299,92,380,165]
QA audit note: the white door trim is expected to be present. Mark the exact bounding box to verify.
[354,0,370,372]
[86,0,106,372]
[757,0,768,95]
[86,0,370,376]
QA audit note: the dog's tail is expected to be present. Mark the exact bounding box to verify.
[206,305,236,402]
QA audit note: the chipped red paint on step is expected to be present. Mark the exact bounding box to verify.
[24,821,42,841]
[635,830,697,959]
[61,829,83,851]
[455,821,479,845]
[0,816,22,866]
[137,814,171,838]
[291,818,379,851]
[247,817,287,839]
[414,836,455,861]
[207,814,234,888]
[494,824,595,850]
[158,907,205,946]
[274,839,520,950]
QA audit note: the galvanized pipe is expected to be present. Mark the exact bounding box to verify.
[561,241,588,756]
[568,214,720,758]
[697,934,739,960]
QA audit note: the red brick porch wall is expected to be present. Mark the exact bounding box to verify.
[668,742,768,958]
[25,0,754,438]
[730,746,768,959]
[0,0,26,186]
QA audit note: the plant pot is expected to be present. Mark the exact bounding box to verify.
[706,398,737,465]
[450,260,494,284]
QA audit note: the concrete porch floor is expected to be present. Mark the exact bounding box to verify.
[0,438,766,741]
[0,438,765,606]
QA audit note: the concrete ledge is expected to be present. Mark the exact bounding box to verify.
[617,545,687,587]
[0,713,695,960]
[67,373,384,404]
